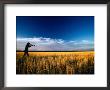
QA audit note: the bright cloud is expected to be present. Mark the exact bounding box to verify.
[17,37,94,51]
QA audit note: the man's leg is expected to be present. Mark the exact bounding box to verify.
[27,52,29,57]
[23,52,26,57]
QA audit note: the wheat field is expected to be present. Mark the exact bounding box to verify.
[16,51,94,74]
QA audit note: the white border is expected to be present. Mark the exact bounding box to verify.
[5,4,107,87]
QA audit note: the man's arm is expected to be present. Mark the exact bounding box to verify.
[29,43,35,46]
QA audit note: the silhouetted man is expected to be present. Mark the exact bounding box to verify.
[23,42,35,57]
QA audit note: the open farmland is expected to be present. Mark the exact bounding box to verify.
[16,51,94,74]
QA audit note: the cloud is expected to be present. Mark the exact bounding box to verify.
[82,40,89,43]
[17,37,94,51]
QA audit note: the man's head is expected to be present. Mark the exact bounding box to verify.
[27,42,30,44]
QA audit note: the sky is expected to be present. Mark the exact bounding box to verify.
[16,16,94,51]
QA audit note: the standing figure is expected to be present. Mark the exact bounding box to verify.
[23,42,35,57]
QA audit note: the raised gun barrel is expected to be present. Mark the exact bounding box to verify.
[32,45,35,46]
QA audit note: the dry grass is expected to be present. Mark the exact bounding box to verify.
[16,51,94,74]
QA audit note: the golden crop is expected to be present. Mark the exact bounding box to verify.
[16,51,94,74]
